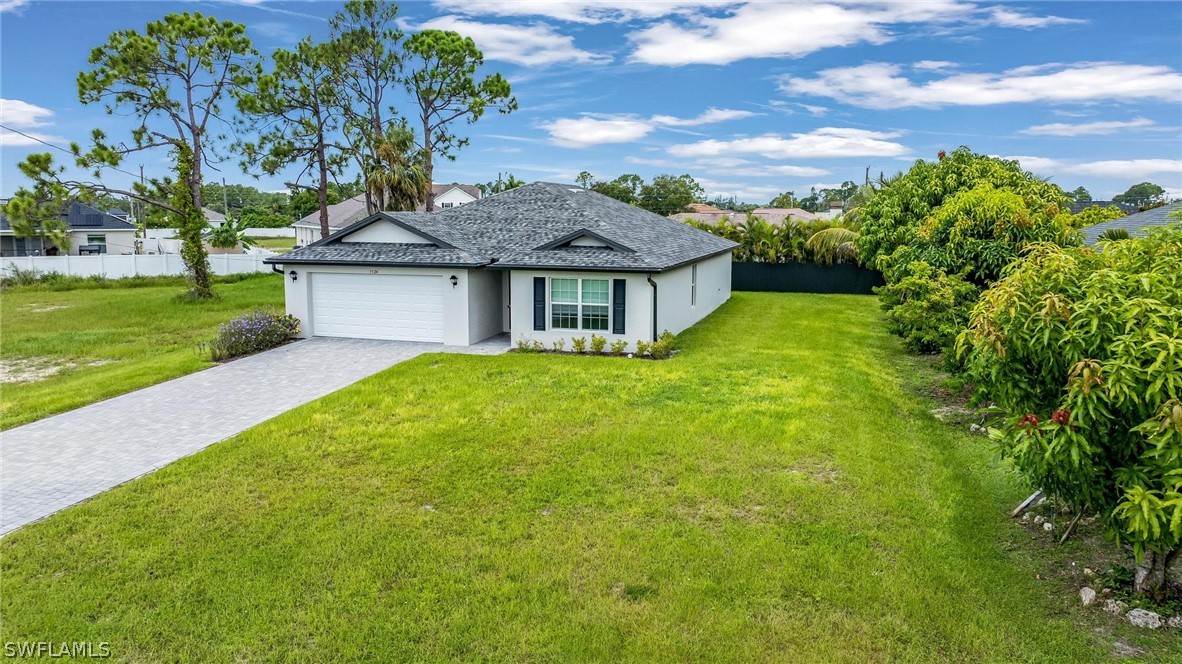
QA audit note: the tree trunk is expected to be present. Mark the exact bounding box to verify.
[316,138,330,240]
[422,119,435,212]
[1134,549,1179,600]
[177,142,213,299]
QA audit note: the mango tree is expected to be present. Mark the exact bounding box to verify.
[958,223,1182,597]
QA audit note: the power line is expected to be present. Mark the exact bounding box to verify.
[0,123,148,181]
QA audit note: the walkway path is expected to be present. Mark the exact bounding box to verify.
[1,336,507,534]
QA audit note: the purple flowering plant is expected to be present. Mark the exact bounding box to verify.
[207,307,300,361]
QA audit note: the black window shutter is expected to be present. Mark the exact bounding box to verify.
[533,277,546,331]
[612,279,626,335]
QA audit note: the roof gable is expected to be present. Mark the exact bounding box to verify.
[309,212,457,250]
[535,228,634,253]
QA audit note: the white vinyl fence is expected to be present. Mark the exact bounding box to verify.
[2,253,276,279]
[145,227,295,238]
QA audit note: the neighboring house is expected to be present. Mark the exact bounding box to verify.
[292,195,370,247]
[0,201,138,257]
[813,201,845,221]
[1070,200,1137,215]
[432,183,481,209]
[292,184,482,246]
[1083,201,1181,245]
[266,182,736,349]
[203,207,227,227]
[669,207,818,225]
[686,203,727,215]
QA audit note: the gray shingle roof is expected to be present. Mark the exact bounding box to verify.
[270,182,736,272]
[1082,201,1182,245]
[275,242,485,267]
[0,201,136,232]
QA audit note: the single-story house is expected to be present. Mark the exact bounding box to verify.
[0,201,138,257]
[203,207,227,227]
[669,207,818,225]
[266,182,737,349]
[1083,201,1181,245]
[292,184,482,247]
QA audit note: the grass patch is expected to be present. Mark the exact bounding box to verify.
[3,293,1176,661]
[253,236,296,253]
[0,274,283,429]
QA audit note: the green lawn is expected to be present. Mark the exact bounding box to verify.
[253,235,297,253]
[0,274,283,429]
[2,293,1172,661]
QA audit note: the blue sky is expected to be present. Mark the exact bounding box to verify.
[1,0,1180,203]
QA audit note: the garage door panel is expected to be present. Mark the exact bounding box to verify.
[310,273,444,342]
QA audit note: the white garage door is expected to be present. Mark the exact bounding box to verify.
[310,272,445,342]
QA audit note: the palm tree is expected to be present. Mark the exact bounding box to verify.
[367,124,429,212]
[806,227,860,265]
[1098,227,1130,242]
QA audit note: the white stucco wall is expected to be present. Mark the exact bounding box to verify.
[281,264,474,345]
[68,230,137,255]
[652,251,732,336]
[507,270,655,352]
[340,221,432,244]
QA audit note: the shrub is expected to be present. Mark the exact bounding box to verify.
[957,223,1182,597]
[551,339,565,352]
[877,261,980,354]
[571,336,587,353]
[635,340,651,356]
[207,307,300,361]
[610,339,628,355]
[650,330,677,359]
[589,334,607,353]
[531,339,544,352]
[515,336,533,352]
[3,264,43,286]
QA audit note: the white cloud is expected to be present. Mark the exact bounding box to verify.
[668,127,910,159]
[912,60,958,72]
[430,1,734,25]
[541,116,654,148]
[626,1,1084,66]
[780,61,1182,108]
[0,99,65,147]
[0,0,30,12]
[541,107,755,147]
[1005,155,1182,180]
[410,16,610,66]
[649,108,757,126]
[0,98,53,127]
[987,6,1085,29]
[1021,117,1158,137]
[624,155,829,178]
[728,164,832,177]
[629,2,963,66]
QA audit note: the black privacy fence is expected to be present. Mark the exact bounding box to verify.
[732,262,885,295]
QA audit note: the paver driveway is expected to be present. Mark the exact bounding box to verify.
[0,336,507,535]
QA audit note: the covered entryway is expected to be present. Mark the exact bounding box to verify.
[310,272,445,341]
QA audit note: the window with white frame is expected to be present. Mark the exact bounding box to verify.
[440,202,454,208]
[691,264,698,306]
[86,234,107,245]
[551,278,609,331]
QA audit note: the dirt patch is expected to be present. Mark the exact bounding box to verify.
[19,303,72,313]
[0,358,110,384]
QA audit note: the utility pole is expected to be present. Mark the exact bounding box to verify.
[222,177,230,223]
